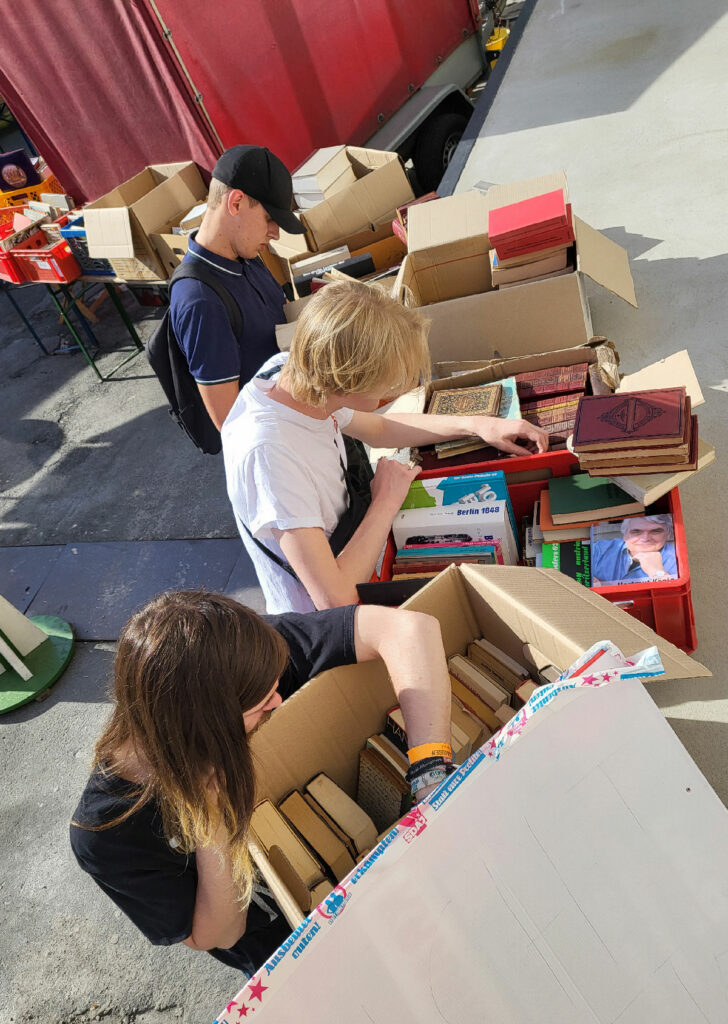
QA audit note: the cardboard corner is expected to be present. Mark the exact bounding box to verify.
[618,349,705,408]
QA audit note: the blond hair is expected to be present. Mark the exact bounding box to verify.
[284,279,431,407]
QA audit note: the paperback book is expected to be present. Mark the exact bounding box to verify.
[541,541,592,587]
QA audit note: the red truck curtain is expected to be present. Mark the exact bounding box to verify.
[0,0,220,203]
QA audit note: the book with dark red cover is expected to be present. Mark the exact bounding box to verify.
[488,189,567,245]
[520,394,583,414]
[572,388,689,452]
[515,363,589,400]
[585,416,699,475]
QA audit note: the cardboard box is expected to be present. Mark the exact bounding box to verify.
[217,564,715,1021]
[220,666,725,1021]
[266,232,407,300]
[299,147,414,253]
[84,162,207,281]
[394,172,637,365]
[292,145,357,208]
[241,563,707,933]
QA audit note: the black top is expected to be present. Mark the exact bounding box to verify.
[70,606,357,975]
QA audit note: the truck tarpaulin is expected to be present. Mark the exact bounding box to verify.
[0,0,220,203]
[0,0,473,204]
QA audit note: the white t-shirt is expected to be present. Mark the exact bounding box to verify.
[222,353,354,613]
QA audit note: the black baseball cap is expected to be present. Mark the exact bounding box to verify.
[212,145,306,235]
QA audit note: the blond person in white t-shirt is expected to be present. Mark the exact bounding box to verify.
[222,280,548,614]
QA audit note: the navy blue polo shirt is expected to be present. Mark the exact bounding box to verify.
[170,234,286,388]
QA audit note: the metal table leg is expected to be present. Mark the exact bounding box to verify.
[2,285,49,354]
[45,284,104,381]
[104,283,144,351]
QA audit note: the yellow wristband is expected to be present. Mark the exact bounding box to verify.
[407,742,453,765]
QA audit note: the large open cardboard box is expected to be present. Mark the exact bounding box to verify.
[217,564,718,1022]
[84,162,207,281]
[298,146,414,253]
[393,174,637,365]
[245,564,706,930]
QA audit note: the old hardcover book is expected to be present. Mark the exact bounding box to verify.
[495,705,515,726]
[539,488,640,536]
[451,696,490,751]
[490,246,568,285]
[366,734,409,778]
[468,637,530,693]
[356,749,411,834]
[434,438,489,459]
[305,774,378,855]
[520,393,583,413]
[610,439,715,506]
[250,800,326,890]
[572,388,689,451]
[302,792,357,859]
[515,679,539,705]
[515,363,589,400]
[279,791,356,884]
[548,474,645,525]
[448,654,510,711]
[541,540,592,587]
[585,416,699,475]
[427,382,502,418]
[488,189,568,245]
[449,674,501,733]
[384,705,408,755]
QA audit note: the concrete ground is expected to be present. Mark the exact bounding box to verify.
[1,2,727,1021]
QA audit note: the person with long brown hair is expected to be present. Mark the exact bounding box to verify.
[71,590,453,976]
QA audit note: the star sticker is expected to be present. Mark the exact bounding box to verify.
[237,1004,250,1018]
[581,674,597,685]
[600,671,614,681]
[226,1002,237,1014]
[248,977,268,1003]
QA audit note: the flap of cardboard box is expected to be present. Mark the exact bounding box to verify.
[574,216,637,307]
[401,565,708,682]
[618,349,704,408]
[83,205,138,258]
[484,170,569,212]
[132,162,206,236]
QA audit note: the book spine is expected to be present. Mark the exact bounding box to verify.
[384,715,408,755]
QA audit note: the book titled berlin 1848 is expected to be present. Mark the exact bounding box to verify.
[427,382,502,418]
[572,387,689,452]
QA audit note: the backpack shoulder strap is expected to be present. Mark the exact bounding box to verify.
[169,259,244,340]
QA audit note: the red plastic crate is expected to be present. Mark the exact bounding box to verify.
[11,232,81,284]
[381,450,697,653]
[0,209,28,283]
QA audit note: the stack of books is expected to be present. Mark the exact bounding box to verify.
[393,470,520,565]
[527,474,645,587]
[572,388,698,475]
[488,188,575,289]
[391,539,504,580]
[418,377,521,466]
[514,362,589,447]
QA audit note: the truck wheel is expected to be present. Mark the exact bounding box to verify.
[413,112,469,193]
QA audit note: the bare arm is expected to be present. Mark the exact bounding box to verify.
[353,606,452,750]
[183,823,247,951]
[345,410,549,457]
[197,380,240,432]
[276,458,420,609]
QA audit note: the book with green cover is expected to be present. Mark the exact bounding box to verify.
[547,474,644,525]
[541,541,592,587]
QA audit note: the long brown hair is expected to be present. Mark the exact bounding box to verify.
[83,590,289,904]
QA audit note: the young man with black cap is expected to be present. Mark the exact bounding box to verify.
[170,145,306,432]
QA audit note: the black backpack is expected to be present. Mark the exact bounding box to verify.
[146,261,244,455]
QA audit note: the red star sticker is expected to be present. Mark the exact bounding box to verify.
[248,977,268,1003]
[237,1004,250,1018]
[582,674,597,685]
[601,671,613,681]
[226,1002,237,1014]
